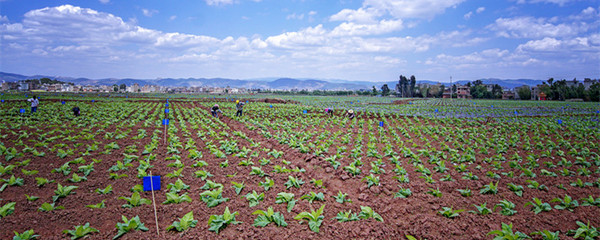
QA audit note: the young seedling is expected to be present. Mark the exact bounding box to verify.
[167,179,190,193]
[494,199,517,216]
[200,187,229,208]
[437,206,464,219]
[580,195,600,207]
[488,223,529,240]
[259,177,274,191]
[480,181,498,195]
[208,207,242,234]
[506,183,524,197]
[194,170,213,180]
[0,202,16,218]
[333,191,352,203]
[24,194,39,202]
[566,221,599,239]
[252,206,287,227]
[63,222,99,239]
[275,192,296,212]
[12,229,39,240]
[362,174,380,188]
[525,198,552,214]
[358,206,383,222]
[119,192,151,208]
[394,187,412,198]
[426,187,442,197]
[244,190,265,207]
[457,188,472,197]
[163,192,192,204]
[551,194,579,211]
[231,181,245,195]
[167,211,198,232]
[86,200,106,209]
[114,215,148,239]
[469,202,493,215]
[284,175,304,189]
[294,204,325,233]
[531,230,560,240]
[526,180,548,191]
[38,202,65,212]
[200,180,223,190]
[2,175,24,186]
[53,184,78,202]
[301,191,325,203]
[334,210,360,222]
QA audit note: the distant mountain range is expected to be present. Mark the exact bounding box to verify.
[0,72,545,90]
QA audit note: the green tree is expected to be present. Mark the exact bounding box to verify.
[372,86,377,96]
[119,84,126,91]
[381,84,390,96]
[409,75,416,97]
[113,84,119,92]
[517,87,531,100]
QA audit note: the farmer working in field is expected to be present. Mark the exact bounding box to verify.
[235,100,245,117]
[345,109,355,119]
[211,104,222,118]
[72,106,80,117]
[27,95,39,113]
[325,108,333,116]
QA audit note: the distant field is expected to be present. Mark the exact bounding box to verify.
[0,93,599,239]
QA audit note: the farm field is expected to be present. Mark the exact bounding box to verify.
[0,93,599,239]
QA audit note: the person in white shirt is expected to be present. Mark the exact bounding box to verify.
[27,96,39,113]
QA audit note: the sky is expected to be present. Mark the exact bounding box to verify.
[0,0,598,83]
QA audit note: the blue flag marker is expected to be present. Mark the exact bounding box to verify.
[92,100,95,103]
[350,102,353,104]
[557,119,563,124]
[357,100,360,103]
[246,101,249,104]
[61,101,65,105]
[303,110,307,114]
[379,121,384,127]
[1,100,4,103]
[163,119,169,125]
[269,105,273,108]
[25,94,28,98]
[165,109,169,114]
[597,110,599,114]
[19,109,25,113]
[491,105,493,108]
[143,176,161,191]
[514,111,518,115]
[126,96,128,98]
[435,109,439,113]
[165,103,169,107]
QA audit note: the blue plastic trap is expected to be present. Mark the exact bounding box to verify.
[143,176,161,191]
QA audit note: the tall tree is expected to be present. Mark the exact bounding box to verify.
[516,87,531,100]
[113,84,118,92]
[119,84,126,91]
[372,86,377,96]
[381,84,390,96]
[409,75,416,97]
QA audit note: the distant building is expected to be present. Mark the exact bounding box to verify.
[502,90,515,100]
[513,85,530,100]
[456,84,471,99]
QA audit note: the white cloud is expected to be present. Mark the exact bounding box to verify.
[169,15,177,21]
[488,16,586,38]
[205,0,234,6]
[99,0,110,4]
[286,13,304,20]
[331,0,467,23]
[516,0,578,6]
[142,9,158,17]
[330,19,404,36]
[476,7,485,13]
[464,11,473,20]
[0,15,8,22]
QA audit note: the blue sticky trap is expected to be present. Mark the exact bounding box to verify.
[491,105,493,108]
[557,119,563,124]
[597,110,599,114]
[303,110,307,114]
[61,101,65,105]
[350,102,353,104]
[357,100,359,103]
[163,119,169,125]
[126,96,128,98]
[269,105,273,108]
[246,101,248,104]
[379,121,384,127]
[19,109,25,113]
[25,95,28,98]
[165,103,169,107]
[435,109,439,113]
[92,100,95,103]
[143,176,161,191]
[514,111,518,115]
[1,100,4,103]
[165,109,169,113]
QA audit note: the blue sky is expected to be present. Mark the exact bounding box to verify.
[0,0,598,82]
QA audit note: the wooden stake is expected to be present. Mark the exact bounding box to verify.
[149,171,160,237]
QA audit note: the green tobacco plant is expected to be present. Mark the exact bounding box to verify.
[259,177,274,191]
[507,183,524,197]
[457,188,472,197]
[362,174,380,188]
[231,181,245,195]
[86,200,106,209]
[581,195,600,207]
[284,175,304,189]
[96,184,113,195]
[208,207,242,234]
[531,230,560,240]
[163,192,192,204]
[200,187,229,208]
[525,198,552,214]
[334,210,360,222]
[38,202,64,212]
[12,229,39,240]
[63,222,99,239]
[3,175,24,186]
[567,221,598,239]
[167,211,198,232]
[53,184,78,202]
[167,179,190,193]
[334,191,352,203]
[438,206,464,219]
[358,206,383,222]
[252,206,287,227]
[119,192,151,208]
[294,204,325,233]
[395,187,412,198]
[245,190,265,207]
[551,194,579,211]
[24,194,39,202]
[494,200,517,216]
[0,202,16,218]
[469,202,493,215]
[480,181,499,195]
[426,187,442,197]
[113,215,148,239]
[488,223,529,240]
[275,192,296,212]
